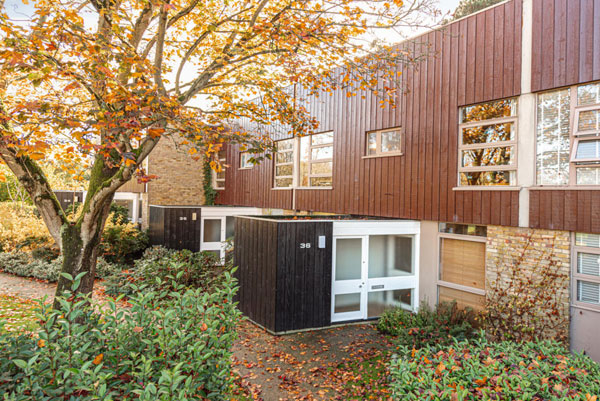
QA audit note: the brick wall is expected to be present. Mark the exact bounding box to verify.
[147,136,205,207]
[486,226,571,341]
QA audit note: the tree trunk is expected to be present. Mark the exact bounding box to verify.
[53,190,114,306]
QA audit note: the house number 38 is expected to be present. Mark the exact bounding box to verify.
[299,243,311,249]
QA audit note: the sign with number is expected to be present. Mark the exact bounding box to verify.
[299,243,311,249]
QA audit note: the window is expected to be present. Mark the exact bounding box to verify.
[438,224,487,311]
[537,81,600,185]
[273,132,334,189]
[274,138,294,188]
[239,152,253,169]
[458,98,518,186]
[299,132,333,187]
[366,128,403,157]
[212,149,226,190]
[573,233,600,310]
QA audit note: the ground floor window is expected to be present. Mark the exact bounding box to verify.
[573,233,600,309]
[438,223,487,311]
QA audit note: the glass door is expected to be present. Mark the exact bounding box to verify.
[331,237,367,322]
[201,217,225,259]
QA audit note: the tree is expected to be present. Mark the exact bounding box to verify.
[0,0,435,301]
[450,0,504,21]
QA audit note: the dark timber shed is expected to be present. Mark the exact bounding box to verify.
[149,205,202,252]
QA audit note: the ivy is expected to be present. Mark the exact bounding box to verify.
[203,159,217,206]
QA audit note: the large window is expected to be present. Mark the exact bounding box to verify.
[239,152,253,169]
[212,149,226,190]
[573,233,600,310]
[273,132,334,189]
[537,81,600,185]
[366,128,403,157]
[438,223,487,311]
[458,98,518,186]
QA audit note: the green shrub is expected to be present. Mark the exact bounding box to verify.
[390,334,600,400]
[105,246,226,296]
[99,216,149,265]
[377,302,479,349]
[0,271,241,400]
[0,251,120,282]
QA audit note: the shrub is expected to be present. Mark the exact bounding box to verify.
[0,272,241,400]
[0,251,120,282]
[105,246,226,296]
[0,202,52,252]
[390,334,600,400]
[377,302,479,349]
[99,216,149,265]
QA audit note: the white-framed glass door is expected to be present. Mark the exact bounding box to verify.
[201,217,225,258]
[332,234,418,323]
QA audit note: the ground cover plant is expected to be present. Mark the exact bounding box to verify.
[0,294,38,333]
[377,301,479,349]
[389,334,600,400]
[0,269,241,400]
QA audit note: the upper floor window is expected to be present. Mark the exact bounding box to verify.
[239,152,253,169]
[537,81,600,185]
[458,98,518,186]
[273,132,334,189]
[366,128,403,157]
[212,149,226,190]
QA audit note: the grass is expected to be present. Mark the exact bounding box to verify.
[0,294,39,333]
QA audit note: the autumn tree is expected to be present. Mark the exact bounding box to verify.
[0,0,435,300]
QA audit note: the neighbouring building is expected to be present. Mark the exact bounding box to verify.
[142,0,600,361]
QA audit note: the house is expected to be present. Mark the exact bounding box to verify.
[142,0,600,361]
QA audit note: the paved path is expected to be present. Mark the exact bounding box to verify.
[0,272,55,300]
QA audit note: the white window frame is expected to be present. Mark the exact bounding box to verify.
[272,132,334,190]
[364,127,403,158]
[572,233,600,312]
[437,225,487,307]
[212,150,226,190]
[458,99,518,187]
[239,152,253,169]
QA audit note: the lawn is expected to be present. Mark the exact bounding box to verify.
[0,294,39,333]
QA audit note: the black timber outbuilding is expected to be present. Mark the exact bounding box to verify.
[234,215,333,334]
[149,205,202,252]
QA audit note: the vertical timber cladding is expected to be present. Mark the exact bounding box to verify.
[234,216,333,333]
[216,0,522,226]
[54,191,84,212]
[148,206,202,251]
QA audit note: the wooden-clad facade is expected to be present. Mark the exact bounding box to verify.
[216,0,523,227]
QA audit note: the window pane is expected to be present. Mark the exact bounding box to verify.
[277,138,294,151]
[113,200,133,220]
[216,171,225,179]
[367,132,377,155]
[240,152,252,168]
[368,289,413,318]
[276,151,293,164]
[381,130,402,153]
[440,238,486,290]
[577,252,600,277]
[335,238,362,280]
[575,140,600,160]
[368,235,413,278]
[276,164,293,176]
[578,109,600,132]
[578,82,600,106]
[311,146,333,160]
[311,161,332,175]
[438,286,485,311]
[203,219,222,242]
[462,123,515,145]
[536,89,570,185]
[460,99,516,123]
[310,176,332,187]
[460,170,514,186]
[577,167,600,185]
[311,132,333,145]
[334,293,361,313]
[439,223,487,237]
[225,216,235,239]
[576,233,600,248]
[275,178,292,188]
[462,146,514,167]
[299,136,310,162]
[577,280,600,305]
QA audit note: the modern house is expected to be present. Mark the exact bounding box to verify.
[142,0,600,361]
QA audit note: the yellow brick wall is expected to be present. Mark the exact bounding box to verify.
[486,226,571,341]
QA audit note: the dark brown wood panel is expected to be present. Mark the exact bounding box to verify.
[532,0,600,92]
[530,190,600,234]
[217,1,522,226]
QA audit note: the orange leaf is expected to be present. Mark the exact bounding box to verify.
[37,339,46,348]
[92,354,104,365]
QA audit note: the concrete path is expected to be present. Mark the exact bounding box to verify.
[0,272,55,300]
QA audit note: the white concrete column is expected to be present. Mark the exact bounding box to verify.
[518,0,535,228]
